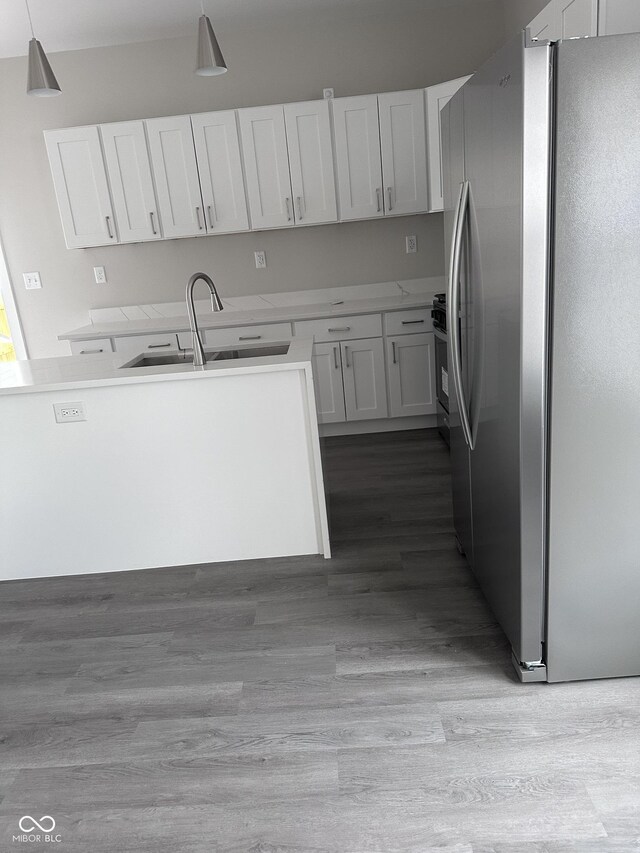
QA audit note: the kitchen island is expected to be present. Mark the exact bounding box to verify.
[0,338,329,581]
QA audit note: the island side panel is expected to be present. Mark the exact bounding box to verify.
[0,368,324,580]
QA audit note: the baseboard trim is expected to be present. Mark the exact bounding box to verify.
[319,415,436,437]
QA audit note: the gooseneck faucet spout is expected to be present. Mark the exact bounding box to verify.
[186,272,224,367]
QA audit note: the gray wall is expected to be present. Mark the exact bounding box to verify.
[501,0,549,37]
[0,2,505,356]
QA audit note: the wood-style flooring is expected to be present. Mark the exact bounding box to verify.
[1,429,639,852]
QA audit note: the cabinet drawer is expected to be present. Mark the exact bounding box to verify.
[293,314,382,343]
[384,309,431,336]
[204,323,292,348]
[113,332,182,355]
[70,338,114,356]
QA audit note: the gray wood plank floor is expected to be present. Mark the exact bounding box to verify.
[1,428,639,852]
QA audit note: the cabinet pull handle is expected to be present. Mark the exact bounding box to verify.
[285,198,292,222]
[105,216,114,239]
[401,319,425,325]
[196,206,204,230]
[207,205,215,229]
[387,187,393,211]
[344,345,350,368]
[392,341,398,364]
[296,196,303,221]
[333,346,339,370]
[148,342,172,349]
[150,211,158,235]
[239,335,262,341]
[376,188,382,213]
[328,326,351,333]
[80,348,103,354]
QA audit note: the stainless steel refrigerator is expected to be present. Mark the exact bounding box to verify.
[441,31,640,683]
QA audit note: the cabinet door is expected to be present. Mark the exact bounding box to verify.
[331,95,384,222]
[100,121,161,243]
[191,111,250,235]
[284,100,337,226]
[238,105,293,230]
[312,342,346,423]
[378,90,428,216]
[44,126,117,249]
[386,333,436,418]
[529,0,598,40]
[341,338,388,421]
[425,76,471,213]
[598,0,640,34]
[145,116,205,239]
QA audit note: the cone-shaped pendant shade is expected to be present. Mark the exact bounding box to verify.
[27,37,61,96]
[195,14,227,76]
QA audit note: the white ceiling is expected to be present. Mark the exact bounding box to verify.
[1,0,489,59]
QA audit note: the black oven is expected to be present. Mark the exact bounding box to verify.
[431,293,450,446]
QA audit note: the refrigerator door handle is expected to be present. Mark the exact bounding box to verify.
[447,179,474,450]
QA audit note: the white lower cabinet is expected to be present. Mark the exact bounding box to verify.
[341,338,388,421]
[70,338,114,356]
[312,342,347,424]
[386,332,437,418]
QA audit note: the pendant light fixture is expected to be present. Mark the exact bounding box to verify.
[25,0,61,97]
[195,1,227,76]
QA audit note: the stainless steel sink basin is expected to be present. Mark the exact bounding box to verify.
[120,343,289,369]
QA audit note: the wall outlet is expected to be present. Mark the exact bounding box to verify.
[93,266,107,284]
[323,88,335,99]
[23,271,42,290]
[254,251,267,269]
[405,235,417,254]
[54,402,87,423]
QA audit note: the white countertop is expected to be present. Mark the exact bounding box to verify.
[59,290,437,342]
[0,338,313,396]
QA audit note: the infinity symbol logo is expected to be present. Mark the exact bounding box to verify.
[19,816,56,833]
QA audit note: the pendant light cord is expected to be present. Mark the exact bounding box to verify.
[200,0,205,14]
[24,0,35,38]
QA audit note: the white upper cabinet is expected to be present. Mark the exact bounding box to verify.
[283,100,337,226]
[145,116,205,239]
[425,76,471,213]
[332,95,385,221]
[238,105,294,230]
[332,92,429,221]
[100,121,161,243]
[528,0,598,40]
[190,111,250,235]
[377,90,429,217]
[598,0,640,34]
[44,126,117,249]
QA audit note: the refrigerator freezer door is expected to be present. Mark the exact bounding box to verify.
[461,34,549,666]
[441,90,473,564]
[546,34,640,682]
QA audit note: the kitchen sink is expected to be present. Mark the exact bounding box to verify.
[120,344,289,369]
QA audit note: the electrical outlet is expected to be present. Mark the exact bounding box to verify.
[53,402,87,423]
[323,88,335,99]
[254,251,267,269]
[405,235,417,254]
[94,266,106,284]
[23,272,42,290]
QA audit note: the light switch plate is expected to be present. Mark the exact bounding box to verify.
[23,272,42,289]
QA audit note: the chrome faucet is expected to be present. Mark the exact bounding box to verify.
[186,272,224,367]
